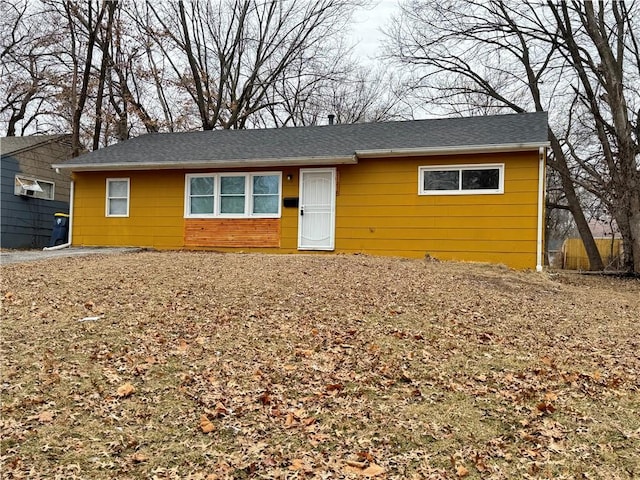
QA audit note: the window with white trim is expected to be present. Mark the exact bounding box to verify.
[14,175,55,200]
[185,172,281,218]
[419,164,504,195]
[106,178,130,217]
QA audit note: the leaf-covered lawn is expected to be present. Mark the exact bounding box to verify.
[1,252,639,479]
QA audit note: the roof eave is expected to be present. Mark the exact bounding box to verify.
[51,142,550,171]
[52,154,359,171]
[355,142,550,158]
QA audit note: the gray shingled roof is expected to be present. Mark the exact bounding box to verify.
[53,112,548,170]
[1,135,70,156]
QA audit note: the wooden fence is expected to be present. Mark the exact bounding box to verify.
[560,237,623,270]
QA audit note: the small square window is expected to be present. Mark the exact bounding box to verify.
[106,178,130,217]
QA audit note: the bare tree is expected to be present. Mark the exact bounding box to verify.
[0,1,61,136]
[105,3,164,140]
[141,0,365,130]
[2,0,392,150]
[263,60,402,127]
[386,0,640,272]
[548,1,640,273]
[62,0,111,156]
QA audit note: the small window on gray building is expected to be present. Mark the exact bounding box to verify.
[14,175,55,200]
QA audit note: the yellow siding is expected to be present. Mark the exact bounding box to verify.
[72,170,185,248]
[71,150,541,269]
[330,152,540,269]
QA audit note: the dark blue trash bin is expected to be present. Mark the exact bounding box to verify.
[49,213,70,246]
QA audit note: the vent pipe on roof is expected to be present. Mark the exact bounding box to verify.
[328,114,335,125]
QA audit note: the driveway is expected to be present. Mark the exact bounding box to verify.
[0,247,142,265]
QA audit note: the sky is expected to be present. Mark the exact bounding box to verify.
[350,0,401,62]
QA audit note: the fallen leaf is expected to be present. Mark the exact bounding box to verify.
[200,414,215,433]
[134,363,151,375]
[346,460,368,469]
[541,356,554,367]
[474,454,489,472]
[284,412,296,428]
[258,391,272,405]
[288,458,306,471]
[344,461,385,476]
[38,410,54,423]
[177,339,189,352]
[131,452,149,463]
[548,440,565,453]
[544,391,558,402]
[214,401,228,417]
[357,451,375,462]
[607,376,623,388]
[362,463,385,476]
[456,465,470,477]
[536,401,556,414]
[116,383,135,397]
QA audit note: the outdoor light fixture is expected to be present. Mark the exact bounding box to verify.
[287,174,293,181]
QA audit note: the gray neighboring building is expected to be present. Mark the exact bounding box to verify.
[1,135,73,249]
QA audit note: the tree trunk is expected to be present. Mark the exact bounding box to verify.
[92,1,116,151]
[66,1,108,156]
[548,131,604,271]
[618,187,640,273]
[177,0,213,130]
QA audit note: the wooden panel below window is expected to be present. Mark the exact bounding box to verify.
[184,218,280,248]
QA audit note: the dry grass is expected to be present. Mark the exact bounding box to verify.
[1,251,639,479]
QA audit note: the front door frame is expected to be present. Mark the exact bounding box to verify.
[297,168,336,251]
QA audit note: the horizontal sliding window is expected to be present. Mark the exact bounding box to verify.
[185,172,281,218]
[419,164,504,195]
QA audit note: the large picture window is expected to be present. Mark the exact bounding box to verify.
[419,164,504,195]
[185,172,281,218]
[106,178,130,217]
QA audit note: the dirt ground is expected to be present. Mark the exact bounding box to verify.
[1,251,639,479]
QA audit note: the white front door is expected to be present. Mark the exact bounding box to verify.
[298,168,336,250]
